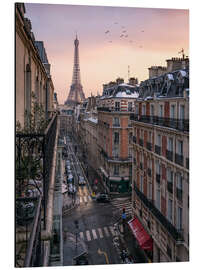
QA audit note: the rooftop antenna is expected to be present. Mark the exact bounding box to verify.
[178,48,185,59]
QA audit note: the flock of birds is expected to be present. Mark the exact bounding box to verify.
[104,22,144,48]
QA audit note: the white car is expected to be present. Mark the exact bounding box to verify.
[78,176,85,185]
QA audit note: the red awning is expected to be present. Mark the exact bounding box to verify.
[128,218,153,250]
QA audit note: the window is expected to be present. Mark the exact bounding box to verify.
[179,105,185,120]
[150,104,154,116]
[113,117,120,127]
[168,198,173,222]
[115,102,120,111]
[148,131,152,143]
[168,138,173,152]
[177,140,183,155]
[140,129,144,140]
[177,206,182,230]
[156,188,161,210]
[170,105,176,119]
[112,146,119,158]
[128,102,133,111]
[135,105,139,115]
[167,168,173,183]
[140,175,144,192]
[128,147,132,158]
[25,64,31,113]
[159,104,163,117]
[156,160,161,175]
[114,164,119,176]
[157,134,161,146]
[142,104,146,115]
[148,181,152,200]
[177,173,183,190]
[114,132,119,144]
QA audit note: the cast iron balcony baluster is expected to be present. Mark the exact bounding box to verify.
[175,153,184,167]
[139,138,144,147]
[147,168,152,177]
[140,162,143,170]
[146,141,152,151]
[176,188,183,201]
[167,182,173,194]
[186,158,189,169]
[155,145,161,155]
[166,150,173,162]
[156,174,161,184]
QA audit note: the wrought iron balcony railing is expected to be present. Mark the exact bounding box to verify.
[15,113,58,267]
[129,115,189,132]
[166,150,173,162]
[175,154,184,167]
[134,184,183,241]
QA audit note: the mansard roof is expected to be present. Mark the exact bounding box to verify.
[138,68,189,100]
[101,83,139,99]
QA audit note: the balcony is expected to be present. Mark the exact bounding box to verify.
[166,150,173,162]
[146,141,152,151]
[98,107,134,113]
[129,115,189,132]
[176,188,183,201]
[155,145,161,155]
[167,182,173,194]
[147,168,152,177]
[134,184,184,241]
[139,138,144,147]
[175,154,184,167]
[112,123,120,127]
[156,174,161,184]
[16,113,58,267]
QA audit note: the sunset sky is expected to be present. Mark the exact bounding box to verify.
[25,3,189,104]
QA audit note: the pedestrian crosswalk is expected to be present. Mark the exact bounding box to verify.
[111,198,132,218]
[78,226,115,242]
[79,195,92,204]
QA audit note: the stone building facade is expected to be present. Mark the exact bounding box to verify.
[16,3,54,127]
[130,57,189,262]
[97,79,139,193]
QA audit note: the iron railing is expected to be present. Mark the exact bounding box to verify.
[15,113,57,267]
[130,115,189,132]
[134,184,183,241]
[146,142,152,151]
[155,145,161,155]
[166,150,173,162]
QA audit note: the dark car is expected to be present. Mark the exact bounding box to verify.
[78,176,86,186]
[96,193,110,203]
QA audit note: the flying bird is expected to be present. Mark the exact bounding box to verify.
[125,35,128,37]
[120,34,124,37]
[122,30,126,33]
[141,30,144,32]
[105,30,110,34]
[109,41,112,43]
[114,22,118,24]
[121,26,125,28]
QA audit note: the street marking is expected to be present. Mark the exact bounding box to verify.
[109,226,115,236]
[86,230,91,241]
[92,229,98,240]
[79,232,84,240]
[98,228,104,238]
[103,227,110,237]
[80,197,83,203]
[84,196,87,203]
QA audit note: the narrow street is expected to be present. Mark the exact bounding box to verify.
[62,136,132,265]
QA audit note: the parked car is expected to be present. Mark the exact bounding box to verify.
[96,193,110,203]
[78,176,86,185]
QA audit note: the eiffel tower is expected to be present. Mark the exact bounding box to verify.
[65,35,85,106]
